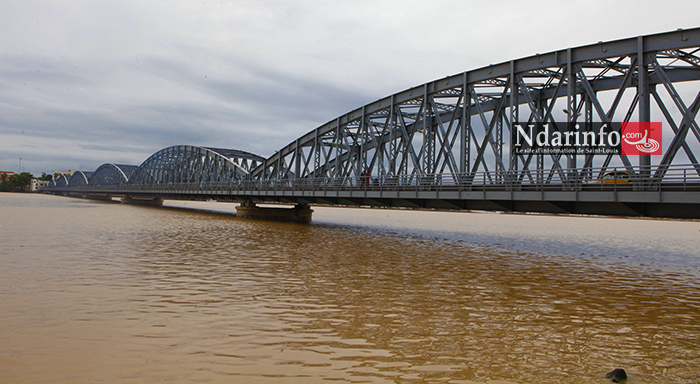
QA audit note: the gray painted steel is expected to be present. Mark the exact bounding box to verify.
[44,28,700,219]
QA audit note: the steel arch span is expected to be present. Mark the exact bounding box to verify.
[52,174,69,188]
[67,171,93,188]
[252,28,700,189]
[128,145,265,185]
[90,164,138,187]
[42,28,700,219]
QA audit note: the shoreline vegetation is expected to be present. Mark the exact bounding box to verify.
[0,172,50,192]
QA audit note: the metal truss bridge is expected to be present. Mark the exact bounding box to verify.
[46,28,700,220]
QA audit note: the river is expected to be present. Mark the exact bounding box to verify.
[1,193,699,383]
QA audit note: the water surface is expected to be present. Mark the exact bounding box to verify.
[1,193,698,383]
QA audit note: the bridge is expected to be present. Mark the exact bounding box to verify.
[45,28,700,221]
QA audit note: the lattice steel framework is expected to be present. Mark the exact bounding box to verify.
[128,145,265,185]
[89,164,138,186]
[252,28,700,188]
[67,171,93,187]
[53,174,69,188]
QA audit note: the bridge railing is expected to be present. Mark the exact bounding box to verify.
[239,165,698,193]
[45,164,700,195]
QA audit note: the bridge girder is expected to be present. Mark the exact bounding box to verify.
[42,29,700,219]
[67,171,93,188]
[52,174,69,188]
[252,28,700,189]
[90,163,138,187]
[127,145,265,185]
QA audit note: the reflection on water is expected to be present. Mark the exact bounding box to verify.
[1,193,699,383]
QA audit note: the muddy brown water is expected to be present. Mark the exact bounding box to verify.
[1,193,699,383]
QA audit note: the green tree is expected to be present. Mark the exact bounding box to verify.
[0,172,35,192]
[0,179,13,191]
[13,172,34,189]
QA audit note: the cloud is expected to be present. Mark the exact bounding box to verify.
[0,0,698,175]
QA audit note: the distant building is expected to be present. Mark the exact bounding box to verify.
[53,170,77,180]
[30,179,50,192]
[1,171,17,179]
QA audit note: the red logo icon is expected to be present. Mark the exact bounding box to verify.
[621,122,662,155]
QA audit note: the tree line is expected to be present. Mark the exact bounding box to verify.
[0,172,52,192]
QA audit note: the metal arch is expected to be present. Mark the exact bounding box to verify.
[203,147,266,174]
[251,28,700,187]
[53,174,70,188]
[89,163,138,186]
[67,171,93,187]
[39,28,700,219]
[128,145,263,185]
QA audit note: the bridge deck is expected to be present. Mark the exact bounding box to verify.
[43,28,700,220]
[59,178,700,219]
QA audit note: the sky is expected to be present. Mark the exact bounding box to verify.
[1,0,698,176]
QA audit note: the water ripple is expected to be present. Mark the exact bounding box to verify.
[1,194,698,383]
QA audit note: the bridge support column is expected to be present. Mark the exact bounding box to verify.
[121,196,164,207]
[82,193,113,201]
[236,202,313,223]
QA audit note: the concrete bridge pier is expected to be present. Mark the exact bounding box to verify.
[82,193,113,201]
[121,196,164,207]
[236,202,313,223]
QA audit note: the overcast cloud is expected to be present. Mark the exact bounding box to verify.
[1,0,698,175]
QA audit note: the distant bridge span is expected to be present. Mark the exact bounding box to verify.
[46,28,700,220]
